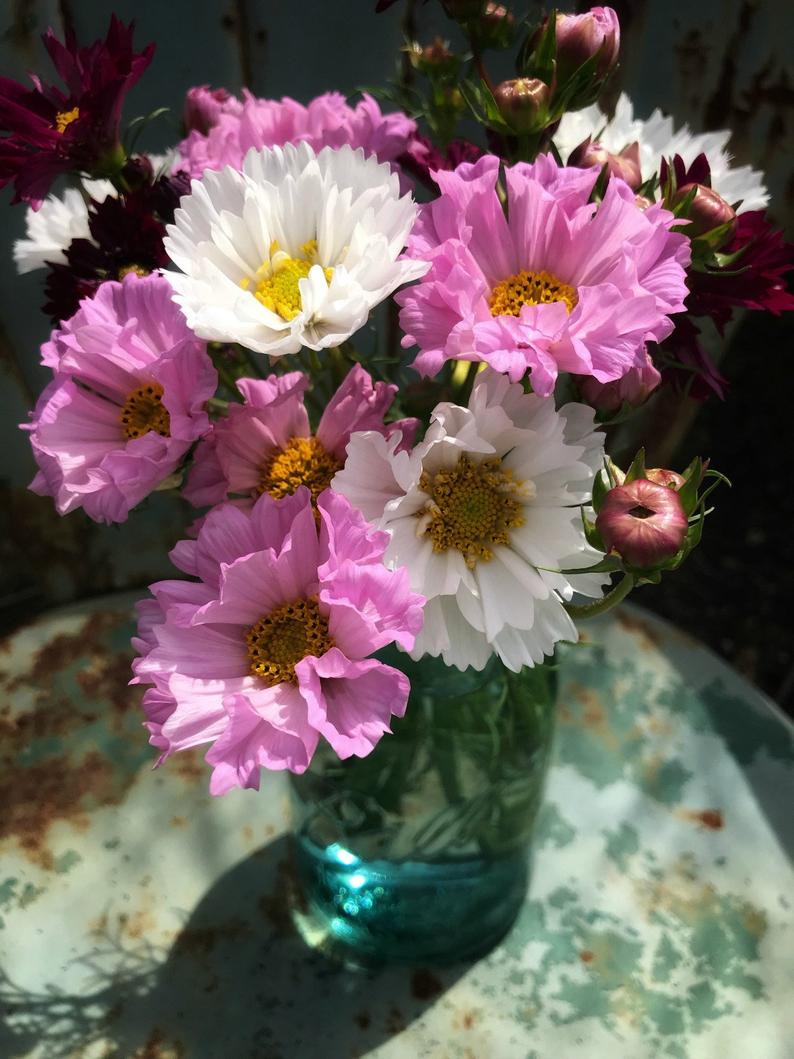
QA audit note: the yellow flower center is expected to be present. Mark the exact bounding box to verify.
[257,435,342,505]
[240,239,333,321]
[120,383,170,440]
[489,269,578,317]
[246,598,333,685]
[118,264,150,279]
[418,454,529,568]
[54,107,80,134]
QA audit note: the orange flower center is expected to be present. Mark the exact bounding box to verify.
[120,383,170,440]
[489,269,578,317]
[54,107,80,134]
[257,436,342,505]
[246,598,333,685]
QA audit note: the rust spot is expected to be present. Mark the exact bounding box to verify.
[172,920,250,959]
[3,611,129,692]
[410,967,443,1000]
[678,808,724,830]
[354,1011,371,1029]
[258,856,301,934]
[0,749,125,868]
[171,749,206,784]
[242,824,254,842]
[170,815,187,828]
[118,906,158,941]
[76,650,140,713]
[462,1010,477,1029]
[132,1028,186,1059]
[580,949,596,963]
[615,610,664,649]
[385,1005,405,1035]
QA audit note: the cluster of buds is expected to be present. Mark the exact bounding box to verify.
[584,450,727,579]
[487,7,620,139]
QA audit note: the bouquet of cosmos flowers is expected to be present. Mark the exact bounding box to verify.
[6,7,792,797]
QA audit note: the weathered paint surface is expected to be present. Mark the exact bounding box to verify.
[0,596,791,1058]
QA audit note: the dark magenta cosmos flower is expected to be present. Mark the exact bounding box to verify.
[43,163,189,324]
[0,16,154,207]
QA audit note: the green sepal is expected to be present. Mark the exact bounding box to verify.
[677,456,703,515]
[459,78,513,133]
[124,107,170,155]
[557,555,624,576]
[519,8,556,83]
[623,447,647,485]
[592,465,610,510]
[581,508,606,552]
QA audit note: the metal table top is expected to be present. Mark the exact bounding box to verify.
[1,592,792,1059]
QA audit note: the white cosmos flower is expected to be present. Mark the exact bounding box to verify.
[334,370,609,672]
[162,142,428,356]
[554,92,768,213]
[14,180,115,275]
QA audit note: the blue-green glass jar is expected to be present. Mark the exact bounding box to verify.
[288,647,557,967]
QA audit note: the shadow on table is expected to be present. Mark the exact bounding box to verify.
[1,836,470,1059]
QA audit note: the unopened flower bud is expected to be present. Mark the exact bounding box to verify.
[673,183,737,242]
[596,479,688,568]
[578,349,660,414]
[645,468,686,491]
[479,3,516,46]
[412,37,457,75]
[570,139,641,189]
[493,78,550,133]
[555,7,620,82]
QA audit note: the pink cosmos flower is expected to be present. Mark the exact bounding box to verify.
[397,153,690,396]
[183,364,418,510]
[177,89,417,181]
[24,273,216,524]
[133,487,425,793]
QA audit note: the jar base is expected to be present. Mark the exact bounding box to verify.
[289,835,530,968]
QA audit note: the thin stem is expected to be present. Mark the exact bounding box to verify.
[472,49,496,95]
[565,573,636,621]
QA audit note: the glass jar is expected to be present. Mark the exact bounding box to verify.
[288,647,557,967]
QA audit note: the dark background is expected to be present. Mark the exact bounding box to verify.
[1,0,792,707]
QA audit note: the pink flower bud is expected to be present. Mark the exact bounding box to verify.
[555,7,620,81]
[596,479,689,568]
[673,183,737,241]
[184,85,235,135]
[645,468,686,491]
[578,350,661,414]
[569,139,642,189]
[493,78,550,133]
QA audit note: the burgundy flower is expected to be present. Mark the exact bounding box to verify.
[43,166,189,324]
[0,16,154,207]
[398,133,484,191]
[686,210,794,329]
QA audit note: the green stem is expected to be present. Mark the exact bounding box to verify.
[565,573,636,621]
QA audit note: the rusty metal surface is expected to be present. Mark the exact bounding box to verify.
[0,593,791,1058]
